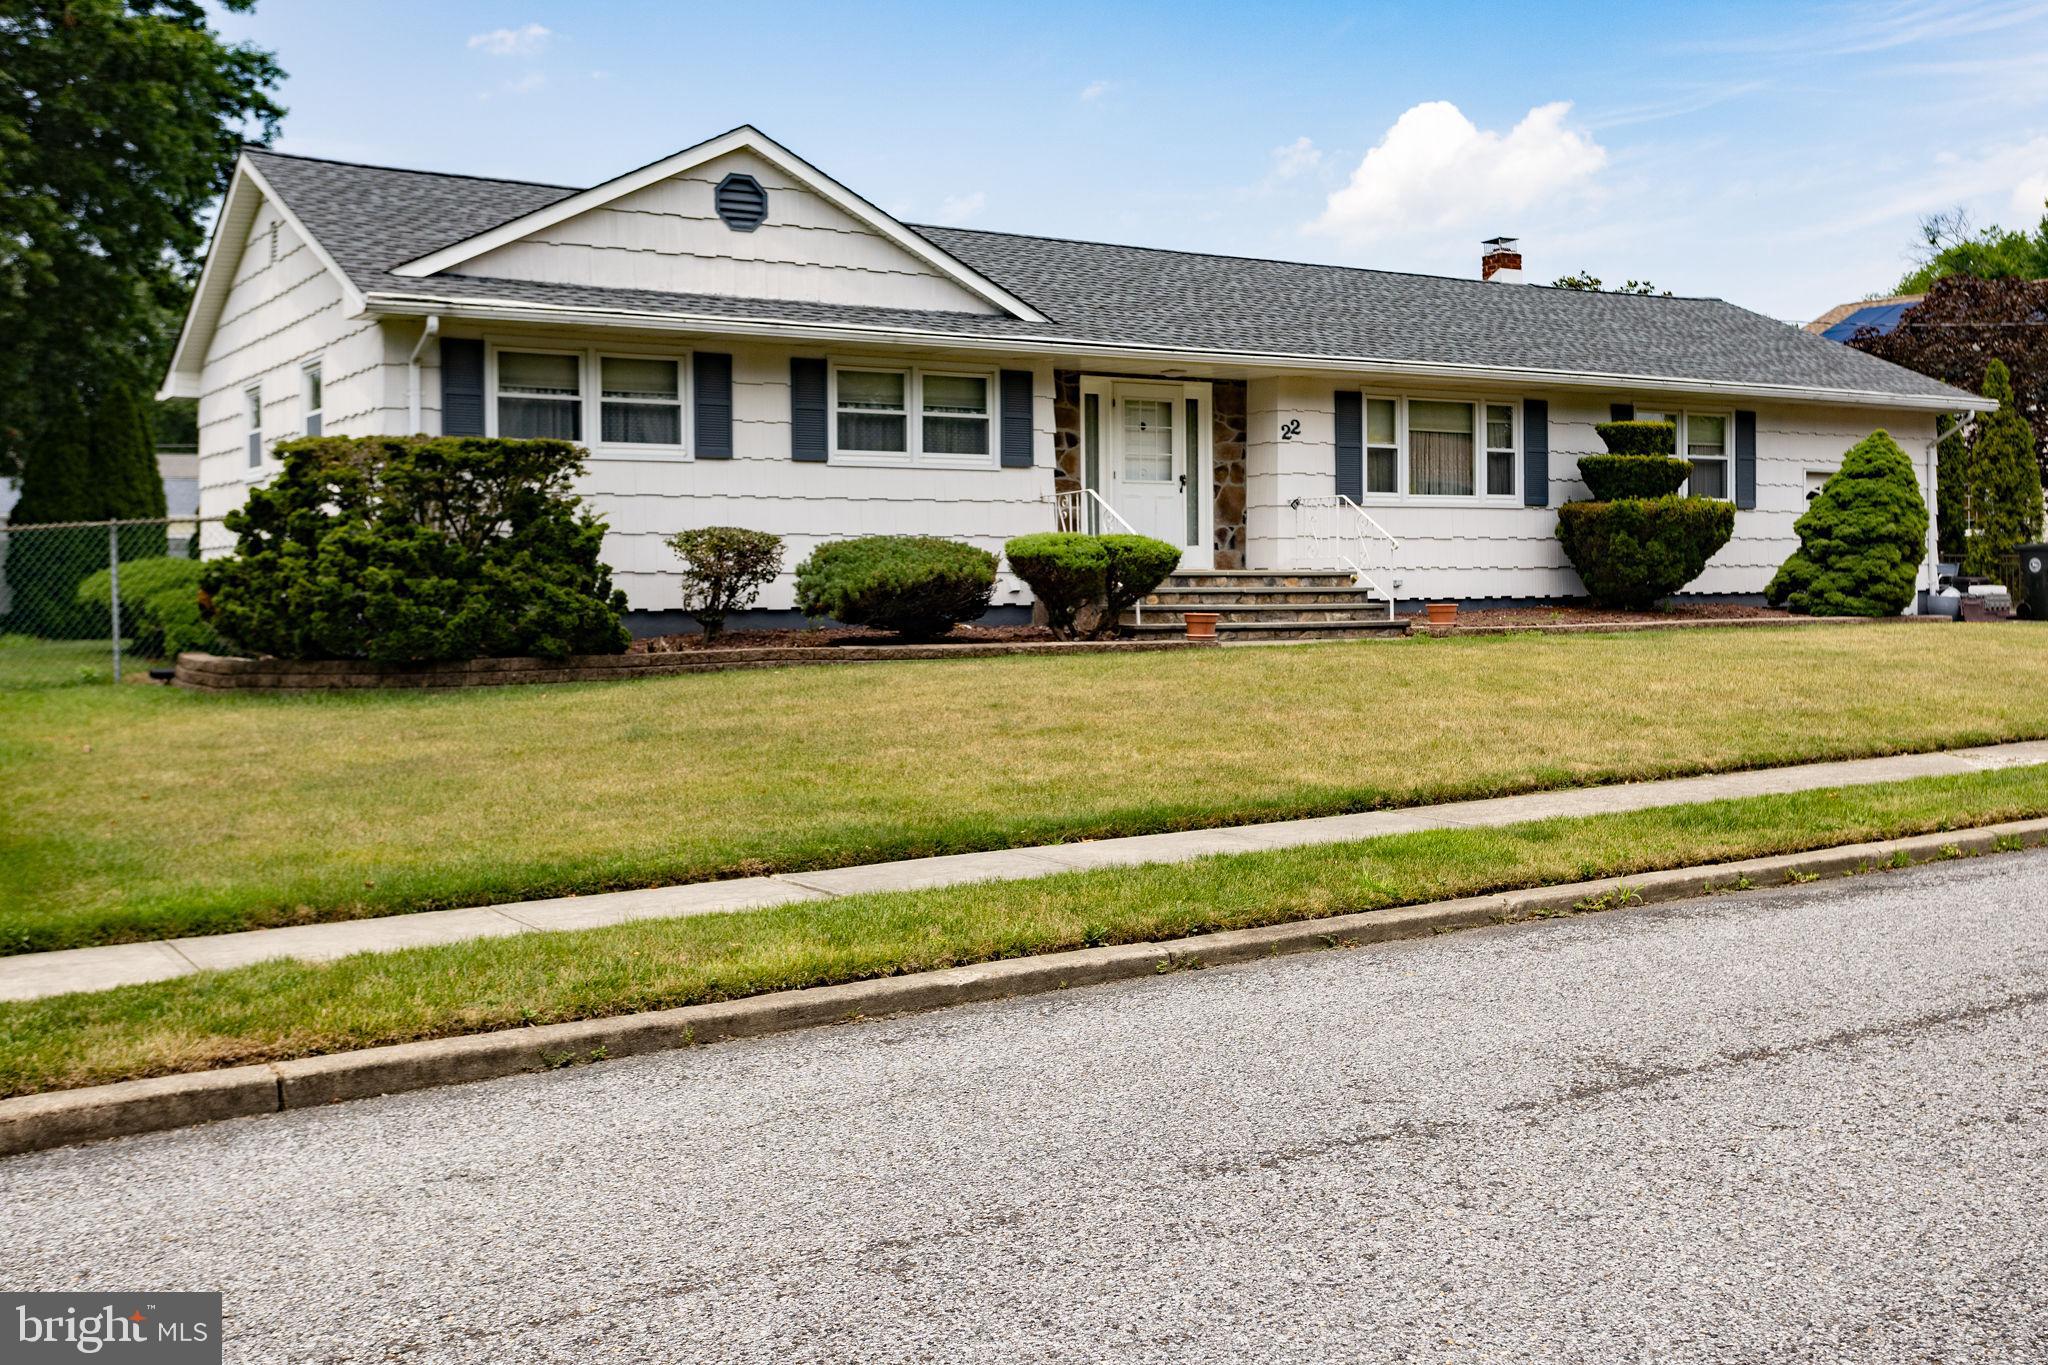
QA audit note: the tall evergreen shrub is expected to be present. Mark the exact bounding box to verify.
[1962,359,2044,581]
[1765,431,1929,617]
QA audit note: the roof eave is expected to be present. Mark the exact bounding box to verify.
[362,290,1994,414]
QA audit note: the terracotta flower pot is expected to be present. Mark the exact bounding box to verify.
[1183,611,1220,640]
[1426,601,1459,625]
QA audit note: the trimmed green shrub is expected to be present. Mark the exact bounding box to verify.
[74,556,222,660]
[1766,431,1930,617]
[1097,534,1183,636]
[1593,420,1678,456]
[1578,454,1692,501]
[1003,532,1109,638]
[202,436,629,662]
[794,535,996,640]
[1962,359,2045,582]
[665,526,783,639]
[1557,497,1735,609]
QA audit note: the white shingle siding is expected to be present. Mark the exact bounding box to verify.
[1250,378,1939,601]
[461,150,1001,315]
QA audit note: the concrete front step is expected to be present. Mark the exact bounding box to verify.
[1144,586,1374,607]
[1166,570,1359,590]
[1139,602,1394,625]
[1130,618,1410,641]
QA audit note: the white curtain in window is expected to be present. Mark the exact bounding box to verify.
[921,374,989,455]
[1408,401,1474,496]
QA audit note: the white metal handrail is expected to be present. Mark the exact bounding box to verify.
[1289,495,1401,619]
[1046,488,1146,625]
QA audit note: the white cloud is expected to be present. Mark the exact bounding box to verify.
[2013,171,2048,221]
[468,23,552,57]
[1268,136,1322,180]
[1309,101,1607,245]
[1078,80,1110,102]
[936,191,987,225]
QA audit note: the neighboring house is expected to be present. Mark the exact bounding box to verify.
[159,125,1989,629]
[1806,294,1924,343]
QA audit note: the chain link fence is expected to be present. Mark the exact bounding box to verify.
[0,516,226,688]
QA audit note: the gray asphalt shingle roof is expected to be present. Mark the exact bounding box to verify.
[245,149,1968,404]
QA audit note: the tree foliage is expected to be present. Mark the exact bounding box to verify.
[1898,205,2048,294]
[202,436,630,662]
[1765,431,1930,617]
[793,536,996,640]
[1850,276,2048,489]
[0,0,284,475]
[1963,360,2045,581]
[664,526,783,639]
[1003,533,1109,638]
[1550,272,1670,295]
[1556,498,1735,610]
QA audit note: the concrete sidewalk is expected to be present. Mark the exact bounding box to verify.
[8,739,2048,1003]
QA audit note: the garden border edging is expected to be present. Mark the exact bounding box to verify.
[172,638,1216,691]
[6,817,2044,1157]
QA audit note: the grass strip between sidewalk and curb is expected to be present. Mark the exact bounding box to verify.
[9,626,2048,954]
[4,763,2048,1129]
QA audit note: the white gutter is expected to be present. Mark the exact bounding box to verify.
[406,314,440,433]
[363,291,1995,414]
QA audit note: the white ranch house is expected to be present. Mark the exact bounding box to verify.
[161,125,1990,635]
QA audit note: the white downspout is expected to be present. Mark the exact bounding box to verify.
[407,314,441,434]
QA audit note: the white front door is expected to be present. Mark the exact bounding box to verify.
[1108,382,1191,552]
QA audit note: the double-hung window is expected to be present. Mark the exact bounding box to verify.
[1365,398,1398,494]
[1408,400,1476,496]
[1484,403,1517,496]
[600,356,682,446]
[245,386,263,468]
[1354,394,1518,501]
[302,362,323,437]
[495,351,583,440]
[831,364,997,467]
[1637,410,1731,499]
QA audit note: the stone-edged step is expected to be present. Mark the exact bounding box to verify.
[1130,618,1410,641]
[1165,570,1360,591]
[1139,601,1398,626]
[1144,586,1371,607]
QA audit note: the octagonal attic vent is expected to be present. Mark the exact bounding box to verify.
[715,173,768,232]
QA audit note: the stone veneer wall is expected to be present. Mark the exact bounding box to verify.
[1211,379,1247,568]
[1051,370,1249,568]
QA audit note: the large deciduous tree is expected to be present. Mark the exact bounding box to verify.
[1850,276,2048,492]
[0,0,283,479]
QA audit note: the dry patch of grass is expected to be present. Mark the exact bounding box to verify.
[3,763,2045,1098]
[4,624,2045,951]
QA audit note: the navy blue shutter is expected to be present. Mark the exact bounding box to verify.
[999,370,1033,468]
[1334,390,1363,502]
[1523,398,1549,507]
[694,353,732,458]
[1734,410,1757,509]
[441,338,485,436]
[1610,402,1634,422]
[790,358,827,462]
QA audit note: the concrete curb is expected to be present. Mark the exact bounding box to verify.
[6,817,2047,1157]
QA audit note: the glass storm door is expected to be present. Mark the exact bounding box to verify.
[1108,383,1187,552]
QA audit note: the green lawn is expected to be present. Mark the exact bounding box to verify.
[4,763,2045,1098]
[4,624,2047,954]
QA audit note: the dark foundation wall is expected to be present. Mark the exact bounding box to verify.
[1052,371,1249,568]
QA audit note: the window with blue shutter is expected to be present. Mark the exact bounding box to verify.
[1334,391,1363,502]
[694,353,733,458]
[441,338,485,436]
[790,358,828,462]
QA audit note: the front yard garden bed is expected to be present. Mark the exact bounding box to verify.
[172,632,1211,691]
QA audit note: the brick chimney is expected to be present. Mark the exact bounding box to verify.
[1481,236,1523,283]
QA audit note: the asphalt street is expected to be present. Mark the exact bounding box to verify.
[5,851,2046,1363]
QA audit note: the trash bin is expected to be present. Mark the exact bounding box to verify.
[2006,544,2048,619]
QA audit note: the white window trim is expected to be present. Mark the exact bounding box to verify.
[1353,390,1522,506]
[301,359,323,437]
[1638,408,1735,501]
[828,360,1000,469]
[483,341,695,458]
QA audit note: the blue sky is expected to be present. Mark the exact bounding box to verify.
[216,0,2048,321]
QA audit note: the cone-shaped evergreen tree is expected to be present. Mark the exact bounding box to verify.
[1934,413,1968,561]
[1766,430,1930,616]
[1963,359,2045,580]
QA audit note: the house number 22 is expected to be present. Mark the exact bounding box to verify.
[1280,419,1301,441]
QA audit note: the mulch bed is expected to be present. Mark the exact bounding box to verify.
[632,624,1058,653]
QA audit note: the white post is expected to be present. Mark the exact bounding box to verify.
[107,521,122,683]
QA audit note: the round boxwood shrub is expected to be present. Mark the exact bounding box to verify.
[1765,430,1929,617]
[1004,532,1109,638]
[1098,534,1183,635]
[74,556,223,660]
[1556,496,1735,609]
[794,535,996,639]
[202,436,629,662]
